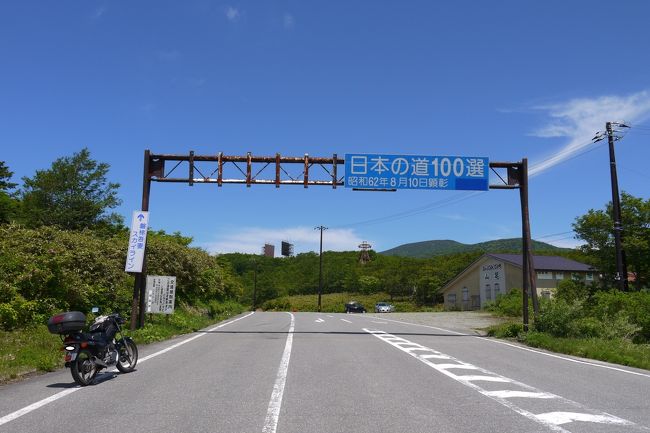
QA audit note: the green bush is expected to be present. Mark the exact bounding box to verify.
[207,299,245,318]
[0,304,18,330]
[486,321,524,338]
[555,279,590,303]
[589,290,650,342]
[0,225,243,330]
[487,288,522,317]
[567,317,602,339]
[596,311,641,341]
[533,299,583,337]
[262,297,292,311]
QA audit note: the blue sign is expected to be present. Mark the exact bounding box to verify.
[344,154,489,191]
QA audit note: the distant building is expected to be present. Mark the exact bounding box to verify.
[440,254,597,310]
[281,241,294,257]
[263,243,275,258]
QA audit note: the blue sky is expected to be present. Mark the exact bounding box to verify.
[2,1,650,254]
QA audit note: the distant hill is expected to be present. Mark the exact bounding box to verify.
[380,238,568,258]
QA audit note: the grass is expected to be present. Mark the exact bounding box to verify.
[0,326,62,383]
[262,292,442,313]
[0,301,246,384]
[522,332,650,370]
[486,320,650,371]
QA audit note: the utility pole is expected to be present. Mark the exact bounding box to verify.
[252,260,258,311]
[605,122,629,291]
[315,225,327,312]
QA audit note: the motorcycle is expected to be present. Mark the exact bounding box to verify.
[48,308,138,386]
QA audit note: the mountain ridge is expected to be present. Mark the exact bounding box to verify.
[380,237,569,258]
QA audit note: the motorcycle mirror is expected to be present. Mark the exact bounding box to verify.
[91,307,99,314]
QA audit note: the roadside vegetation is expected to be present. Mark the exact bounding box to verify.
[486,285,650,370]
[0,151,245,383]
[262,292,442,313]
[0,150,648,380]
[0,303,245,383]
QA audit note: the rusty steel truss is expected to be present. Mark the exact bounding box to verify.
[146,151,345,188]
[130,150,537,332]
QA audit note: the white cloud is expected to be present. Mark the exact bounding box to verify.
[200,226,368,255]
[545,238,584,249]
[139,103,156,118]
[529,91,650,177]
[226,7,241,22]
[283,13,295,29]
[93,6,107,19]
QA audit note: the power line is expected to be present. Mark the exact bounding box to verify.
[333,191,485,229]
[534,230,573,239]
[333,122,637,232]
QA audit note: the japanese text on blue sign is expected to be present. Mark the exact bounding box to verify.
[344,154,489,191]
[125,210,149,273]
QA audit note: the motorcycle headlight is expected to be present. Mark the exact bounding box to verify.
[65,346,75,351]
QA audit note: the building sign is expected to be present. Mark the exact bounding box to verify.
[125,211,149,273]
[146,276,176,314]
[344,154,488,191]
[480,261,505,307]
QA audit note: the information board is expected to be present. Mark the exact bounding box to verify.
[146,276,176,314]
[344,154,489,191]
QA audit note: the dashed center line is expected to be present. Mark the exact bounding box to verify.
[340,319,352,323]
[364,329,643,432]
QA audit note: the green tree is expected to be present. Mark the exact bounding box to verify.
[0,161,17,192]
[0,161,19,224]
[573,192,650,290]
[20,148,122,230]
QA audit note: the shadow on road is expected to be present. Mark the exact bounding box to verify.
[201,330,481,337]
[46,371,123,388]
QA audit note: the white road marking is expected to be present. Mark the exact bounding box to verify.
[420,354,451,359]
[483,390,556,399]
[537,412,633,426]
[0,388,80,426]
[359,315,650,379]
[340,319,352,323]
[315,318,324,323]
[139,312,255,363]
[0,312,256,427]
[403,347,437,353]
[433,363,478,370]
[262,312,295,433]
[371,321,387,324]
[456,375,511,382]
[326,315,334,318]
[365,329,643,432]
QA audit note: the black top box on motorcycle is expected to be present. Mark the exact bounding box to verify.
[47,311,86,334]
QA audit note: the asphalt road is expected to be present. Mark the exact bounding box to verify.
[1,312,648,433]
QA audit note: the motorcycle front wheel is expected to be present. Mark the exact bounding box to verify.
[71,350,97,386]
[116,339,138,373]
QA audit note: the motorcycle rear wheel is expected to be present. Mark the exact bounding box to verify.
[71,350,97,386]
[116,339,138,373]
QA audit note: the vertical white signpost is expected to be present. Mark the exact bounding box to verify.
[125,211,149,273]
[146,276,176,314]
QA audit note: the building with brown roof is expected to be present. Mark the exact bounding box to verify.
[439,253,597,310]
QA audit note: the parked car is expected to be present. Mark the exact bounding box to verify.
[374,302,395,313]
[344,301,366,313]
